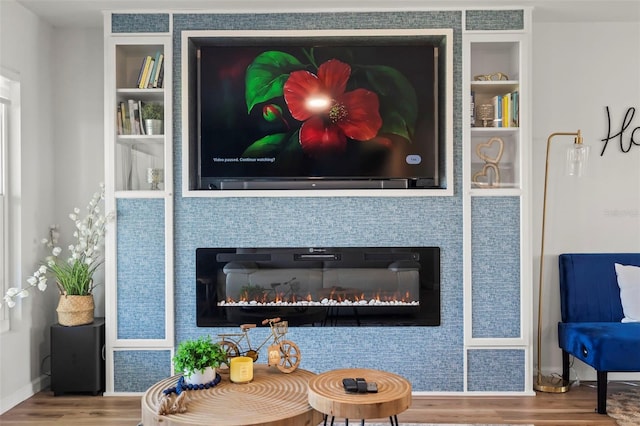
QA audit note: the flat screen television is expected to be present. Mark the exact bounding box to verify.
[183,29,453,191]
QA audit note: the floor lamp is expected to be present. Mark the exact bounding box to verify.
[534,130,589,393]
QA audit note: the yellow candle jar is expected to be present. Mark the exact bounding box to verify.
[229,357,254,383]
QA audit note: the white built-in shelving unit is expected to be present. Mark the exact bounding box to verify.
[103,25,174,394]
[462,9,533,393]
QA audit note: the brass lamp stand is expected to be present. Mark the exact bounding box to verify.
[534,130,588,393]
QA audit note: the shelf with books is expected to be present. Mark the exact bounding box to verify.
[462,10,531,388]
[105,26,175,396]
[471,83,519,129]
[467,37,524,192]
[115,44,165,90]
[115,99,164,136]
[109,39,170,194]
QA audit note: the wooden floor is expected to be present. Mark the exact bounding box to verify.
[0,381,635,425]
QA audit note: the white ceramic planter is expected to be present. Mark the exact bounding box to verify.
[184,366,216,384]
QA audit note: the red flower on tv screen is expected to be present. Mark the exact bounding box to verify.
[283,59,382,157]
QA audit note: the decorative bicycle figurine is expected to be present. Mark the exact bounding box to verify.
[216,317,301,373]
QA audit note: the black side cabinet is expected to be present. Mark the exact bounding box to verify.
[51,317,105,396]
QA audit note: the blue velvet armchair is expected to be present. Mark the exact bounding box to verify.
[557,253,640,414]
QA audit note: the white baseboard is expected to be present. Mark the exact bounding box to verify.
[0,374,50,415]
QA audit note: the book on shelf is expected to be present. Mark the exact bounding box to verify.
[119,101,131,135]
[470,90,475,126]
[116,105,123,135]
[156,60,164,88]
[138,56,154,89]
[492,95,502,127]
[151,53,164,88]
[133,51,163,89]
[117,99,142,135]
[128,99,140,135]
[138,100,146,134]
[502,94,509,127]
[490,91,519,128]
[135,56,147,88]
[511,90,519,127]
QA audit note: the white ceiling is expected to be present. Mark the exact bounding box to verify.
[13,0,640,28]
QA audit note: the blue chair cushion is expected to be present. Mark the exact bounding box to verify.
[559,322,640,371]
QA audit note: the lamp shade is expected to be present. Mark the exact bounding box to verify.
[565,143,590,177]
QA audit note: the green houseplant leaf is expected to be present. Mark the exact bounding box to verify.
[245,51,306,114]
[173,336,227,378]
[142,102,163,120]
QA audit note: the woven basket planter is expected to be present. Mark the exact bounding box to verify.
[56,294,95,326]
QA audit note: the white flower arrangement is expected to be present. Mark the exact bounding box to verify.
[2,184,113,308]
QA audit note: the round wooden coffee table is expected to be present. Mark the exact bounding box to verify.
[307,368,412,425]
[141,364,323,425]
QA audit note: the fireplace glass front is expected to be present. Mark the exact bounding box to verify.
[196,247,440,327]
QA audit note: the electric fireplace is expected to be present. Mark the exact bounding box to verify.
[196,247,440,327]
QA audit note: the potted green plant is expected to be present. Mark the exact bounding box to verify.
[2,184,112,326]
[173,335,227,384]
[142,102,163,135]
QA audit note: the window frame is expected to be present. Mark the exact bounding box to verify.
[0,70,20,332]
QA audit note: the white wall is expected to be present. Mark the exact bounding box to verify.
[0,0,56,413]
[532,21,640,381]
[51,28,105,316]
[0,0,104,414]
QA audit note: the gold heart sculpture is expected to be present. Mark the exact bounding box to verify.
[472,163,501,187]
[476,137,504,164]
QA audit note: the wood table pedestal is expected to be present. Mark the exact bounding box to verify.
[307,368,412,425]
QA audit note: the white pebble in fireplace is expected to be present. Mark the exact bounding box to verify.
[221,259,421,306]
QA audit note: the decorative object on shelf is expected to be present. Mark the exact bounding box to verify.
[172,335,227,385]
[476,103,494,127]
[474,72,509,81]
[141,102,163,135]
[472,163,501,188]
[476,136,504,164]
[472,136,504,188]
[229,356,254,383]
[146,168,163,190]
[1,184,112,326]
[216,317,301,374]
[535,130,589,394]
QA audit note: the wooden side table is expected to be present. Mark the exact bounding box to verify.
[307,368,412,426]
[141,364,323,426]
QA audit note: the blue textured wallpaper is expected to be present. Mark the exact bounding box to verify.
[465,10,524,31]
[467,349,525,391]
[114,350,172,392]
[111,13,170,33]
[471,197,521,338]
[116,198,166,340]
[112,9,526,393]
[172,11,465,392]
